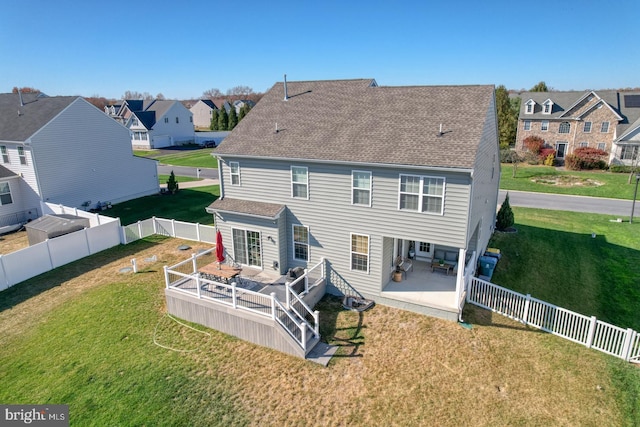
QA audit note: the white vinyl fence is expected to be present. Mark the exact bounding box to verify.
[466,277,640,364]
[121,217,216,244]
[0,203,122,291]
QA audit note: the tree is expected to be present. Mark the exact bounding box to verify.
[496,193,515,231]
[495,85,519,148]
[239,103,252,121]
[210,109,219,130]
[203,88,223,98]
[156,93,166,100]
[530,81,549,92]
[166,171,179,194]
[218,107,228,131]
[226,85,254,98]
[228,106,238,130]
[122,91,154,100]
[12,86,40,94]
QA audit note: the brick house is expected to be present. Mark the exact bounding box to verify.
[515,90,640,165]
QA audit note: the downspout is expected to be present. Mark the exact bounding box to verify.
[217,157,224,199]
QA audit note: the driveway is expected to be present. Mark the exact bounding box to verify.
[499,190,635,217]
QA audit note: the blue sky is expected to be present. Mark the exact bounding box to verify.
[2,0,639,99]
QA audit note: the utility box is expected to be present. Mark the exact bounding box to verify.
[25,214,90,245]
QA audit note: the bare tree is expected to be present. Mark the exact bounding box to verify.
[156,93,166,100]
[203,88,223,98]
[122,91,143,100]
[226,85,255,99]
[12,86,40,94]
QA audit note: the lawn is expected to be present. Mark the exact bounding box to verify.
[500,164,638,199]
[133,150,160,157]
[489,207,640,331]
[0,236,637,426]
[154,149,218,168]
[104,186,218,225]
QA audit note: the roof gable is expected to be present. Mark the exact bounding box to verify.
[216,79,494,169]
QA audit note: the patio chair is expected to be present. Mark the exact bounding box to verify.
[395,256,413,278]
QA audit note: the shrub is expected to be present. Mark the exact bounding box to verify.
[166,171,179,194]
[496,193,515,231]
[500,149,521,163]
[523,136,545,155]
[565,147,608,170]
[539,147,556,165]
[609,165,634,173]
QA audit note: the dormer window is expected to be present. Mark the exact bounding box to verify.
[542,99,553,114]
[525,99,535,114]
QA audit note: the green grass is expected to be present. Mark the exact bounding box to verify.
[154,150,218,168]
[158,174,201,184]
[489,207,640,331]
[133,150,160,157]
[500,164,637,199]
[104,186,219,225]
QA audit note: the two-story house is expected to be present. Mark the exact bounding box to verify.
[189,99,218,130]
[207,79,500,321]
[0,92,159,227]
[515,90,640,165]
[109,99,195,149]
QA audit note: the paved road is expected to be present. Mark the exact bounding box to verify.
[158,164,219,180]
[499,190,635,217]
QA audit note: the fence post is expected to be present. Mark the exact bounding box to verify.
[196,274,202,299]
[152,216,157,235]
[621,328,634,361]
[0,255,9,290]
[304,268,309,293]
[84,228,91,254]
[231,282,237,308]
[191,253,197,274]
[131,258,137,273]
[301,323,307,352]
[465,277,473,303]
[196,223,201,242]
[163,266,169,289]
[96,212,101,225]
[314,310,320,338]
[171,219,176,237]
[585,316,597,348]
[320,257,325,279]
[45,239,54,269]
[270,293,277,320]
[137,221,142,239]
[522,294,531,325]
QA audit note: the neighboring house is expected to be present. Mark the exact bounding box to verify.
[207,79,500,321]
[0,92,159,224]
[211,99,255,115]
[109,99,195,149]
[515,90,640,165]
[190,100,218,129]
[104,104,121,119]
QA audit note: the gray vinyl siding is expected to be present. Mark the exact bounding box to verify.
[219,157,472,296]
[468,93,500,254]
[213,211,282,274]
[28,99,159,208]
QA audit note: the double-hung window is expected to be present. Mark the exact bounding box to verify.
[523,120,531,131]
[0,146,8,163]
[583,121,592,133]
[0,182,12,205]
[229,162,240,185]
[352,171,371,206]
[293,225,309,261]
[541,121,549,131]
[601,122,609,133]
[597,142,606,151]
[399,175,445,214]
[350,233,369,272]
[291,166,308,199]
[17,147,26,165]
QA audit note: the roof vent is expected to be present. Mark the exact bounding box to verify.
[283,74,288,101]
[438,123,444,137]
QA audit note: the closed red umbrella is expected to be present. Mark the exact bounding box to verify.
[215,230,225,264]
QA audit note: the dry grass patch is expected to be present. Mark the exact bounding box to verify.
[531,175,603,187]
[0,230,29,254]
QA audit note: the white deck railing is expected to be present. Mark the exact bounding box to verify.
[164,254,325,352]
[467,277,640,363]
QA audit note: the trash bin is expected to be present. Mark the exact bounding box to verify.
[477,256,498,278]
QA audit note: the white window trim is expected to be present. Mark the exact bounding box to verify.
[597,142,606,151]
[350,232,369,273]
[525,99,535,114]
[579,142,588,148]
[0,181,12,206]
[541,121,549,132]
[601,121,610,133]
[583,121,592,133]
[231,227,262,267]
[523,120,531,131]
[17,146,26,165]
[351,170,372,207]
[0,146,8,163]
[229,161,240,186]
[292,224,309,262]
[398,174,445,215]
[559,122,571,134]
[290,166,309,199]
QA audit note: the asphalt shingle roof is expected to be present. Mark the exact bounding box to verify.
[0,164,17,179]
[0,93,77,141]
[206,198,285,219]
[215,79,495,169]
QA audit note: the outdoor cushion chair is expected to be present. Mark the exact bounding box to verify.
[395,256,413,278]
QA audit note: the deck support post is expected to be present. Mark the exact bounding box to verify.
[231,282,237,308]
[285,283,291,310]
[313,310,320,338]
[270,293,277,320]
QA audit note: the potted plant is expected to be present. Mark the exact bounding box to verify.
[438,259,445,266]
[393,266,403,282]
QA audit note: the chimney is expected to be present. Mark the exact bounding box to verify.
[283,74,288,101]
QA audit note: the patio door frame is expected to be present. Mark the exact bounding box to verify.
[231,227,262,267]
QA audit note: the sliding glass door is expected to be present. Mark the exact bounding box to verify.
[232,228,262,267]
